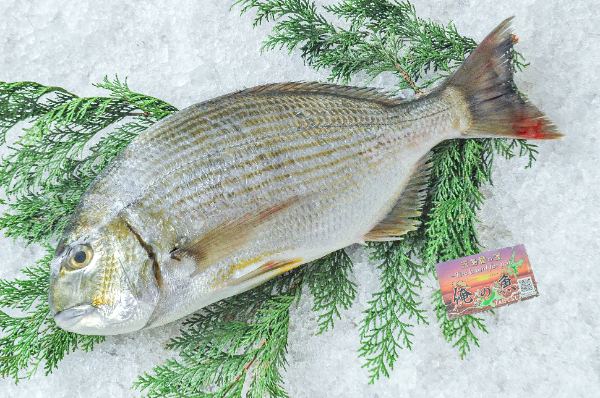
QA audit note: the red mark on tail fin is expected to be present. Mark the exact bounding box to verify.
[513,111,553,139]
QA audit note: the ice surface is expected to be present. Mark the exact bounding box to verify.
[1,0,599,397]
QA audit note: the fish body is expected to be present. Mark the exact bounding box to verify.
[49,19,560,335]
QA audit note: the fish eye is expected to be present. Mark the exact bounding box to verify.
[68,244,93,269]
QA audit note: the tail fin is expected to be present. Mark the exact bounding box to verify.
[444,17,562,139]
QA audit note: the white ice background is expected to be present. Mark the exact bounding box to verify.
[0,0,598,397]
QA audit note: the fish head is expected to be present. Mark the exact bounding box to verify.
[49,216,160,335]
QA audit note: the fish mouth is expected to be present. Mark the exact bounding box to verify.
[53,304,96,332]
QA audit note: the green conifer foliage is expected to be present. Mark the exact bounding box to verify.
[358,240,428,383]
[308,250,357,334]
[0,1,539,396]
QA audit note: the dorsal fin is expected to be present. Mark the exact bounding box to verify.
[364,153,432,242]
[234,82,406,106]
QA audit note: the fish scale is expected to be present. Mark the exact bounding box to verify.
[131,123,401,240]
[127,94,435,204]
[118,96,389,188]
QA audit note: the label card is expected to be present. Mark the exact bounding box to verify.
[434,244,538,320]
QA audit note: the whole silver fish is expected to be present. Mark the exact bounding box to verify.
[49,19,560,335]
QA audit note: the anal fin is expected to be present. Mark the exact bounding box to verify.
[364,153,431,241]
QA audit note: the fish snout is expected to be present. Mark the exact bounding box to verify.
[48,267,94,319]
[53,304,96,332]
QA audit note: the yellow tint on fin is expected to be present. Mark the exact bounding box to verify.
[364,153,431,241]
[231,258,303,286]
[170,198,298,277]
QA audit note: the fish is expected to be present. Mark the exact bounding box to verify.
[49,18,561,335]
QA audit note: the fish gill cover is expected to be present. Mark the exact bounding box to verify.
[0,0,546,396]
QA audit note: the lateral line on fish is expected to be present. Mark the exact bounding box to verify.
[142,95,446,172]
[158,96,387,149]
[121,97,449,206]
[163,123,424,211]
[152,137,405,219]
[151,97,453,183]
[141,117,420,210]
[202,92,395,123]
[132,125,367,207]
[188,102,444,151]
[165,134,385,210]
[183,145,390,221]
[388,105,453,123]
[160,113,385,165]
[108,94,450,202]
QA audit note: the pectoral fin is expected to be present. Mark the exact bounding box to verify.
[170,199,298,276]
[364,153,432,241]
